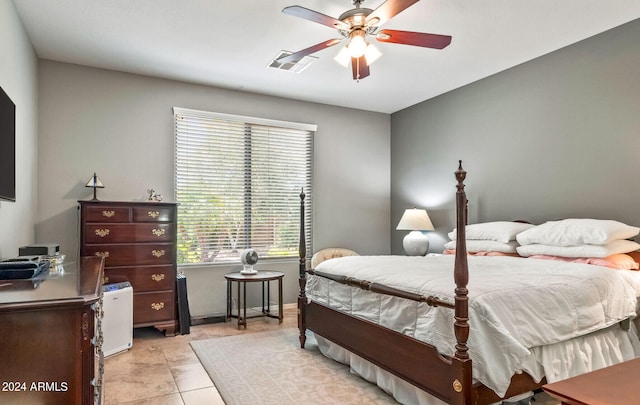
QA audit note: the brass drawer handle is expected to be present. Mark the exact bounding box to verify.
[151,273,165,282]
[103,276,109,284]
[148,211,160,219]
[95,228,110,237]
[82,312,89,341]
[152,228,165,237]
[102,210,115,218]
[151,302,165,311]
[151,249,165,258]
[95,251,110,258]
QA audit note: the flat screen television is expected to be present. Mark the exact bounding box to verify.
[0,86,16,202]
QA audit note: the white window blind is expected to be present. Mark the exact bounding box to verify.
[174,107,314,265]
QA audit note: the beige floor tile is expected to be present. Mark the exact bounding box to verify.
[105,344,168,370]
[161,341,200,366]
[171,362,214,392]
[102,303,299,404]
[103,364,178,405]
[181,387,226,405]
[114,392,185,405]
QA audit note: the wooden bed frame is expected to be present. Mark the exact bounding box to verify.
[297,161,546,405]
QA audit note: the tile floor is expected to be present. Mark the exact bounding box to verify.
[102,303,298,405]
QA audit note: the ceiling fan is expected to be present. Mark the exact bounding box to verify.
[276,0,452,81]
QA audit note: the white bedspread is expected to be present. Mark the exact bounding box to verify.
[307,255,640,397]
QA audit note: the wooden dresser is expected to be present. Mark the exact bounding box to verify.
[79,200,178,336]
[543,358,640,404]
[0,256,104,405]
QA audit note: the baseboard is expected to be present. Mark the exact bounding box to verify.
[190,315,226,325]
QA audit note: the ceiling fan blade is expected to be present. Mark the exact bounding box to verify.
[376,29,451,49]
[276,39,343,65]
[351,56,370,81]
[283,6,349,30]
[366,0,419,27]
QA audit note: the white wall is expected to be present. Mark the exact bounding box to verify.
[0,1,38,259]
[37,61,390,317]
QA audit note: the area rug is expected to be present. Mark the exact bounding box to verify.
[190,328,559,405]
[190,328,396,404]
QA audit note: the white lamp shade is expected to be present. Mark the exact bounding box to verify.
[397,208,434,256]
[396,209,434,231]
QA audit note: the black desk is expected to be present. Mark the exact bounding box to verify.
[225,271,284,329]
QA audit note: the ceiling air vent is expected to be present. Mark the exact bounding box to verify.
[268,51,317,73]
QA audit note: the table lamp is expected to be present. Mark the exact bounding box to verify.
[396,208,434,255]
[85,172,105,201]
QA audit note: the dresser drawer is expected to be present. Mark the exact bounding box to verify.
[84,223,175,243]
[83,206,131,223]
[133,206,175,223]
[134,291,175,324]
[103,266,175,292]
[83,243,175,266]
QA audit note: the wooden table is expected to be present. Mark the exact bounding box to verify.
[225,271,284,329]
[542,358,640,405]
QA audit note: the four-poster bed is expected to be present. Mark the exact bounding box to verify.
[296,161,640,405]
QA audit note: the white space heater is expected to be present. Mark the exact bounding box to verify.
[101,282,133,357]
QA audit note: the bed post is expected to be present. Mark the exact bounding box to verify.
[298,188,308,348]
[452,161,472,405]
[454,161,469,359]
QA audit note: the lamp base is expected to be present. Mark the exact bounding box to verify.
[90,187,100,201]
[402,231,429,256]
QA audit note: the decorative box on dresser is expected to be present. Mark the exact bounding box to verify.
[0,256,104,405]
[79,200,178,336]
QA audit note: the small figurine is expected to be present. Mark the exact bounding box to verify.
[147,189,164,202]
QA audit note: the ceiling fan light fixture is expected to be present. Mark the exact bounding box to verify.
[364,43,382,65]
[334,46,351,67]
[347,29,367,58]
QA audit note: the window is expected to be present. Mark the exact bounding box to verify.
[174,107,314,265]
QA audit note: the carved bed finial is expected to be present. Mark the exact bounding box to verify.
[455,160,467,191]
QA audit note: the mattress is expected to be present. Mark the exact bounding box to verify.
[306,255,640,397]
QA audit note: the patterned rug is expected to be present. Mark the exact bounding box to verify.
[190,328,396,404]
[190,328,558,405]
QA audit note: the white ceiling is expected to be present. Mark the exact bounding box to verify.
[12,0,640,113]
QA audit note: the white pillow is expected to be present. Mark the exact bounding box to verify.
[516,219,639,247]
[444,240,519,254]
[448,221,534,243]
[516,239,640,258]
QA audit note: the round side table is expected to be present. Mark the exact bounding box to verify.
[225,270,284,329]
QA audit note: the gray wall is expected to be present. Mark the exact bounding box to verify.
[0,1,38,259]
[391,18,640,255]
[36,61,390,317]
